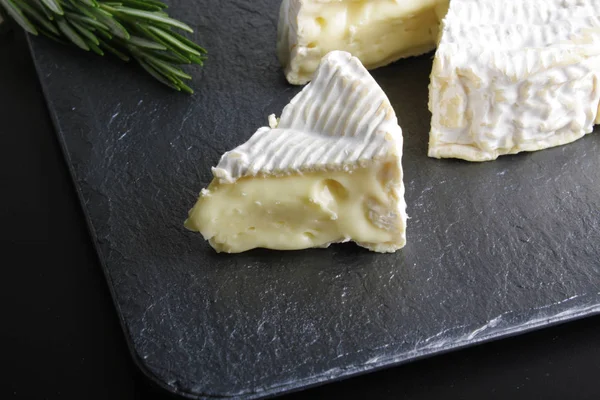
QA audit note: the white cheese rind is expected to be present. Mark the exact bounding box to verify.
[428,0,600,162]
[277,0,449,85]
[186,51,407,253]
[214,51,402,183]
[446,0,600,25]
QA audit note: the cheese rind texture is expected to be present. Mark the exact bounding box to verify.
[185,51,407,253]
[428,0,600,162]
[277,0,450,85]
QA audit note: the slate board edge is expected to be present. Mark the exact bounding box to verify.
[22,35,180,398]
[252,305,600,400]
[25,37,600,400]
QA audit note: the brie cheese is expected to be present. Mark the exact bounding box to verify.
[277,0,450,85]
[428,0,600,161]
[185,51,407,253]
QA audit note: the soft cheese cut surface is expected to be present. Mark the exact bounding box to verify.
[277,0,450,85]
[185,51,407,253]
[429,0,600,161]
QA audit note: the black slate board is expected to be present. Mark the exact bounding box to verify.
[28,0,600,398]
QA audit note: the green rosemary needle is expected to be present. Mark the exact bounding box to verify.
[0,0,207,93]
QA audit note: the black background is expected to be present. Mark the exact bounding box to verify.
[2,26,600,400]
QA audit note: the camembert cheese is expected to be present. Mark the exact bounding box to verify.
[277,0,450,85]
[428,0,600,161]
[185,51,407,253]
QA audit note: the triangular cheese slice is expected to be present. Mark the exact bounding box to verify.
[277,0,449,85]
[185,51,407,253]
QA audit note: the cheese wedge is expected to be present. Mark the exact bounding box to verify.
[277,0,450,85]
[185,51,407,253]
[428,0,600,161]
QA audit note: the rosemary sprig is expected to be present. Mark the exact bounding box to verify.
[0,0,206,93]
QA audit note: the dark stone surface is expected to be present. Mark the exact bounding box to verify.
[26,0,600,398]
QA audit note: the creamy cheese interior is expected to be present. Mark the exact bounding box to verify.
[279,0,449,84]
[185,163,405,253]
